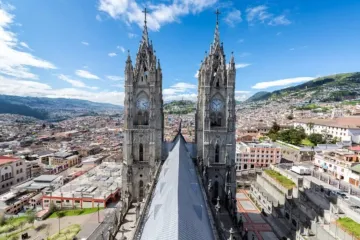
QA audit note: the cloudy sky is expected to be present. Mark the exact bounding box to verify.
[1,0,360,105]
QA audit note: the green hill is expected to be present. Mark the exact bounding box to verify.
[246,91,270,102]
[247,72,360,102]
[164,100,196,114]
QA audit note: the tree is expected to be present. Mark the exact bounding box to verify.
[56,211,65,233]
[306,122,315,133]
[287,114,294,120]
[269,121,281,134]
[26,209,36,227]
[0,212,5,226]
[308,133,325,145]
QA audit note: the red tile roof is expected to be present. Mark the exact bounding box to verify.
[0,156,19,165]
[350,146,360,151]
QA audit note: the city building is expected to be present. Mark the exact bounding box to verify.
[0,156,26,194]
[42,162,120,209]
[294,117,360,143]
[236,142,281,172]
[314,149,359,182]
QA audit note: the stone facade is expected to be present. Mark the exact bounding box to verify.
[122,18,164,202]
[195,18,237,203]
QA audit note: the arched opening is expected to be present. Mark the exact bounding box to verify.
[143,111,149,125]
[216,79,220,88]
[215,145,220,163]
[217,113,222,126]
[137,111,142,125]
[210,112,217,127]
[213,181,219,203]
[244,164,248,170]
[139,180,144,200]
[139,144,144,161]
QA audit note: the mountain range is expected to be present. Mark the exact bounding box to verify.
[246,72,360,102]
[0,95,121,121]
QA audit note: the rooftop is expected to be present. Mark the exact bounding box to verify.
[296,117,360,129]
[46,162,122,199]
[34,175,59,183]
[0,156,19,165]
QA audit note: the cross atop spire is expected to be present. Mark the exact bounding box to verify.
[213,9,221,45]
[215,9,221,25]
[141,8,149,46]
[142,8,148,26]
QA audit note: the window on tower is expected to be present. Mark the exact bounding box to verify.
[215,145,220,163]
[139,144,144,161]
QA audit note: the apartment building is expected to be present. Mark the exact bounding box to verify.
[314,149,359,183]
[294,117,360,143]
[0,156,27,194]
[235,142,281,171]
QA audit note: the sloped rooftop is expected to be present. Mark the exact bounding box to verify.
[139,133,215,240]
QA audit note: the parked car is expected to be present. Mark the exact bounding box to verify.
[336,191,349,200]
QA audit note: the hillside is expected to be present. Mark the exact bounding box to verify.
[164,100,196,114]
[0,95,121,121]
[247,72,360,103]
[246,91,270,102]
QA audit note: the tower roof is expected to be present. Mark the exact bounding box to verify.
[138,134,216,240]
[213,9,221,46]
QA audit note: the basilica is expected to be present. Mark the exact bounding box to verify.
[121,9,238,240]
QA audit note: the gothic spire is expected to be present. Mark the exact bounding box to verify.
[213,9,221,45]
[141,8,149,46]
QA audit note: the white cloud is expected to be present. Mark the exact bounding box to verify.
[117,45,125,53]
[224,9,242,27]
[235,63,251,69]
[235,90,251,102]
[0,5,56,79]
[81,41,89,46]
[98,0,218,31]
[19,41,32,50]
[246,5,291,26]
[108,52,117,57]
[58,74,98,90]
[106,75,124,81]
[194,70,199,78]
[269,15,291,26]
[252,77,314,89]
[246,5,271,23]
[0,75,124,105]
[96,14,102,21]
[163,81,197,101]
[75,70,100,80]
[128,33,137,39]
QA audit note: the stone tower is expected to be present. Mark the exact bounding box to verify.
[195,10,236,203]
[122,9,164,202]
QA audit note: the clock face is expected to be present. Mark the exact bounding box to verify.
[136,98,150,111]
[211,98,223,112]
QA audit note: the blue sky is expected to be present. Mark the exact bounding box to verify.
[1,0,360,105]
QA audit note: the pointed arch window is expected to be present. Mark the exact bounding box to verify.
[215,145,220,163]
[217,113,222,126]
[139,144,144,162]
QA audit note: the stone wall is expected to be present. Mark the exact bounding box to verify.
[256,174,286,205]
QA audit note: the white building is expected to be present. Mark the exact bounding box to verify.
[314,149,359,183]
[236,142,281,172]
[294,117,360,143]
[0,156,27,194]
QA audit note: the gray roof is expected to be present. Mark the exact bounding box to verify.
[34,175,58,182]
[140,134,215,240]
